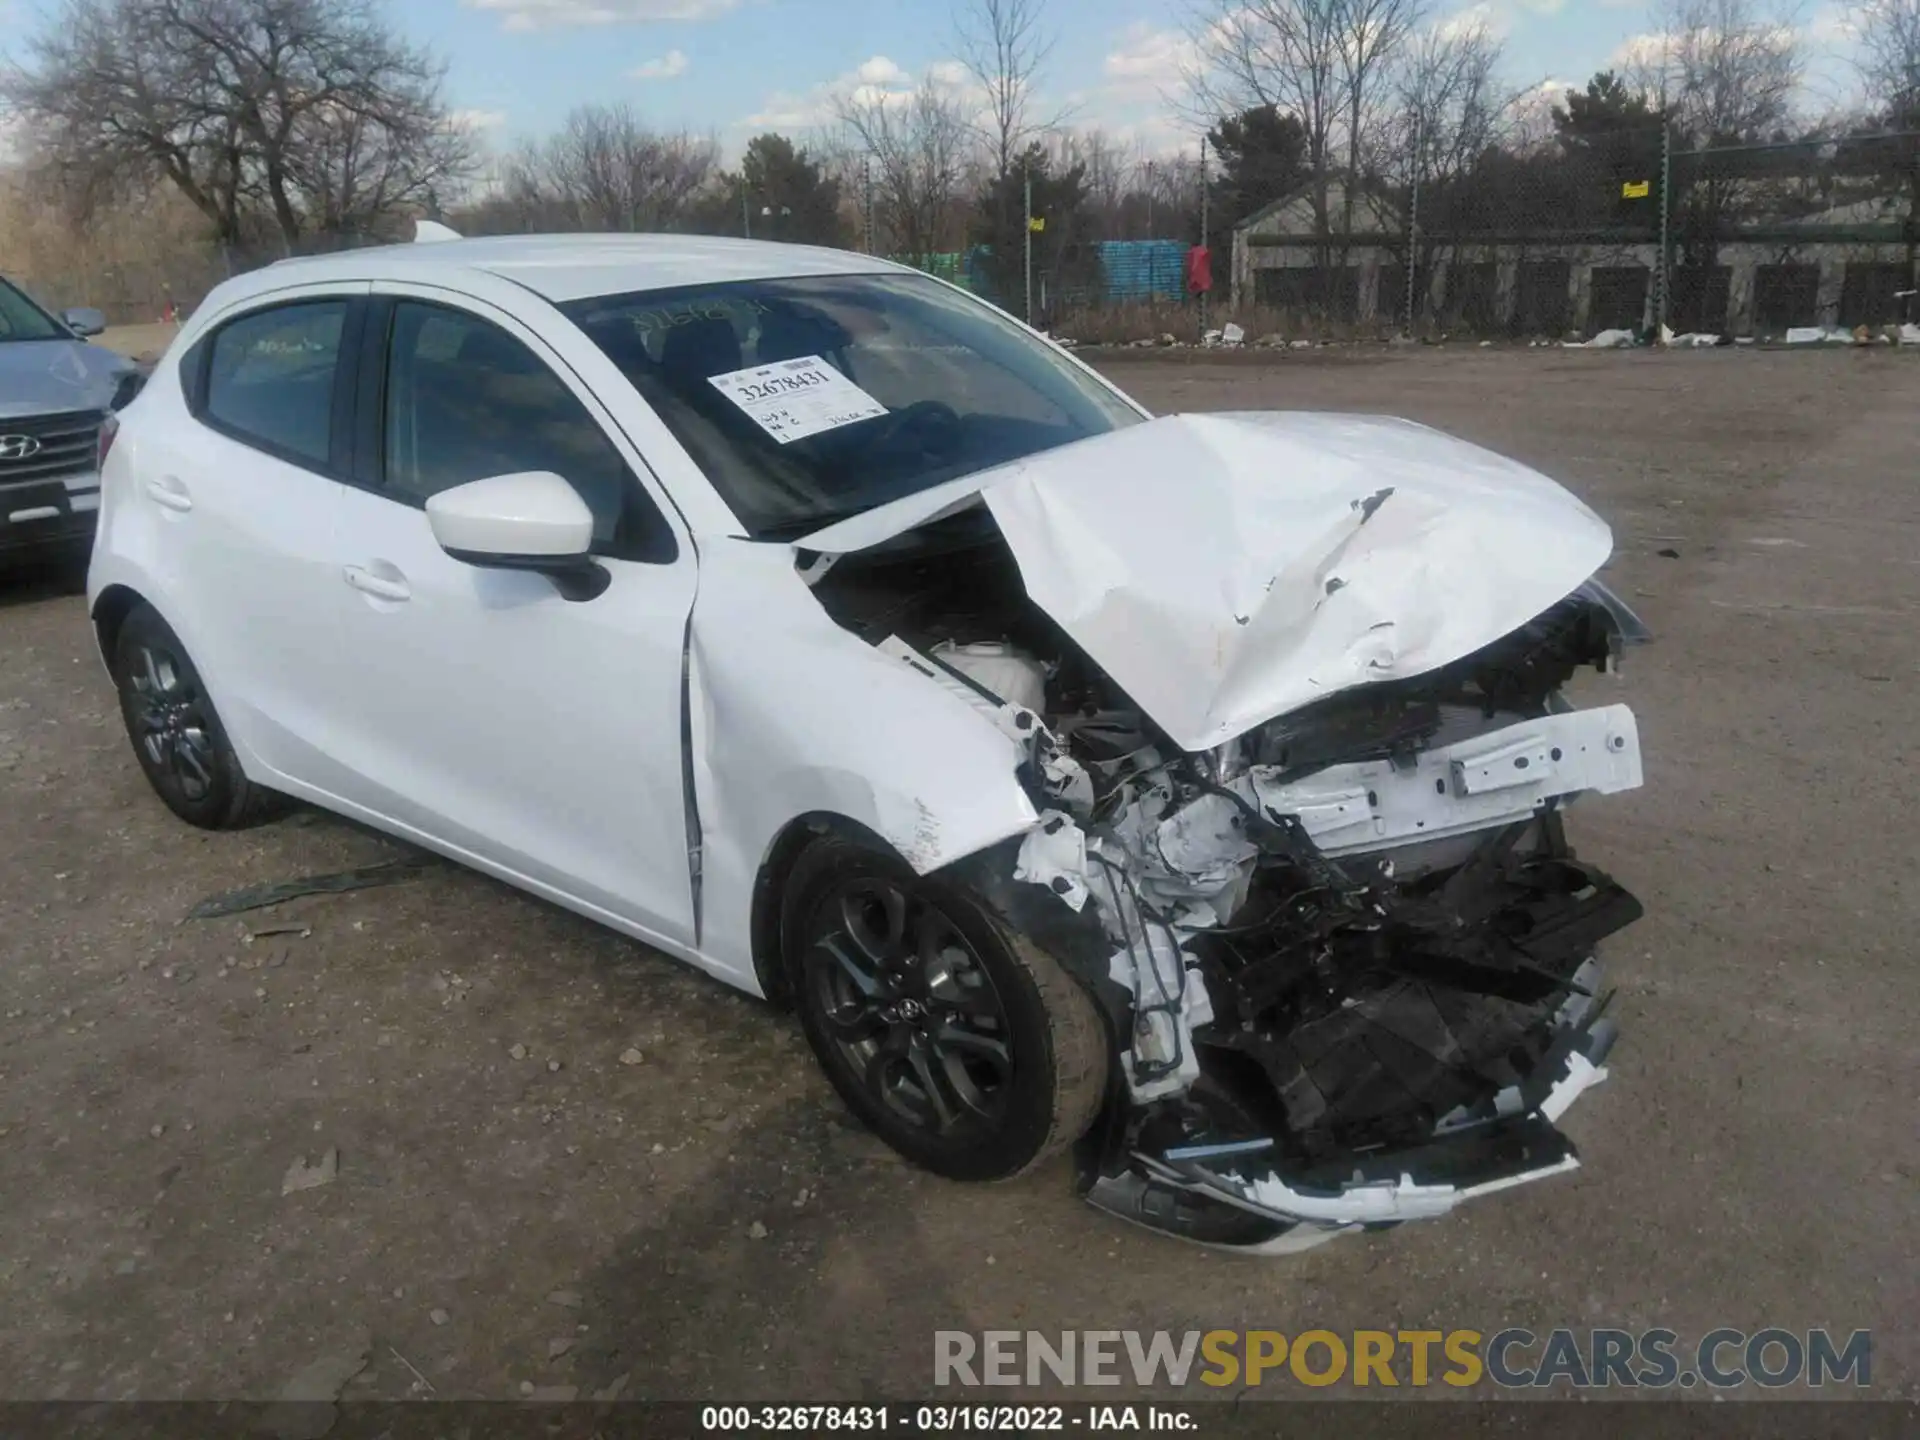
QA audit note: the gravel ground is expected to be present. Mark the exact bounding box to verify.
[96,323,184,365]
[0,346,1914,1403]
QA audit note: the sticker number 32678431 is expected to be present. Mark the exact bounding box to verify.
[707,355,889,444]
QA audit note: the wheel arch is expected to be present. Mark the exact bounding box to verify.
[748,811,905,1010]
[90,583,149,670]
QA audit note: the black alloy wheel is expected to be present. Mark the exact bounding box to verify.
[126,640,217,805]
[111,603,283,828]
[802,873,1017,1139]
[783,836,1109,1181]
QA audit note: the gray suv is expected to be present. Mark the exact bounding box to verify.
[0,275,144,567]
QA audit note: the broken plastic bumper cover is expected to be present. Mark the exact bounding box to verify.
[1084,976,1620,1253]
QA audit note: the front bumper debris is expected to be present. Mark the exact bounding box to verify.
[862,586,1648,1254]
[1083,964,1620,1252]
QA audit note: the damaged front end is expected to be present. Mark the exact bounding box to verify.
[798,412,1651,1251]
[809,530,1648,1252]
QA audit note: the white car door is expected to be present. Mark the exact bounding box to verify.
[326,289,699,950]
[148,286,366,791]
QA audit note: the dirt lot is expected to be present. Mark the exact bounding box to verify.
[1,347,1915,1404]
[95,323,183,365]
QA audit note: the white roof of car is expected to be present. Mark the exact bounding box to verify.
[230,233,908,304]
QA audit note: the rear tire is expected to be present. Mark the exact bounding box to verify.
[782,835,1109,1182]
[111,603,285,829]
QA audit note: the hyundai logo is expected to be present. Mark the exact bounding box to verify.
[0,435,44,462]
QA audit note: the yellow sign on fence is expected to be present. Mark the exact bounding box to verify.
[1028,217,1046,232]
[1622,180,1651,199]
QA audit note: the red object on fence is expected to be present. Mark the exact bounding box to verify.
[1186,245,1213,295]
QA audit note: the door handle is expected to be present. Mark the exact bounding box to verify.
[144,476,193,513]
[342,565,411,603]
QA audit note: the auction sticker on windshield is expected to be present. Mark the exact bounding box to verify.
[708,355,888,444]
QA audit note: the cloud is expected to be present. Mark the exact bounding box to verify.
[1512,76,1576,130]
[1076,108,1198,157]
[463,0,738,31]
[1429,0,1579,38]
[739,91,829,130]
[1061,23,1203,155]
[1805,3,1859,45]
[451,108,510,132]
[854,55,910,88]
[1610,30,1670,68]
[742,54,916,129]
[631,49,690,79]
[1435,1,1509,40]
[1103,22,1196,91]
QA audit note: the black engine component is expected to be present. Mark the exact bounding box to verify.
[1186,808,1640,1161]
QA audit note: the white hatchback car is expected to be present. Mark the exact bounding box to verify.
[90,231,1650,1251]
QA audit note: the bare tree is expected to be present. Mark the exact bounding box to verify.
[1850,0,1920,283]
[1135,151,1202,237]
[956,0,1056,176]
[1383,16,1523,186]
[1193,0,1422,252]
[834,81,971,261]
[501,103,719,232]
[2,0,473,252]
[289,93,473,237]
[1056,128,1129,238]
[1625,0,1803,325]
[1629,0,1803,143]
[1854,0,1920,115]
[1332,0,1424,236]
[1193,0,1345,245]
[1375,17,1525,325]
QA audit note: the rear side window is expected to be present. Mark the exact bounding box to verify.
[202,302,347,467]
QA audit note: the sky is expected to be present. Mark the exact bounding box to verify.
[0,0,1869,168]
[416,0,1867,162]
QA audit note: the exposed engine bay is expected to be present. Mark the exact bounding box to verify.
[808,519,1649,1252]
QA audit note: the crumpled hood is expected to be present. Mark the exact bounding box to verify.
[798,411,1614,752]
[0,339,134,421]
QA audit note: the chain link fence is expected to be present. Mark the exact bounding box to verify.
[1234,127,1920,340]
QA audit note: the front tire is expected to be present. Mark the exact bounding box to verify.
[111,603,283,829]
[782,836,1109,1182]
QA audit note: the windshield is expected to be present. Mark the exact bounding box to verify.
[561,272,1143,538]
[0,278,68,343]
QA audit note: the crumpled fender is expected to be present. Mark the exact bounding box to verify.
[685,539,1040,991]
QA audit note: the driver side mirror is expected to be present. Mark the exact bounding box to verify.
[62,307,107,338]
[425,472,611,602]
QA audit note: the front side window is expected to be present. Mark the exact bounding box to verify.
[560,273,1142,539]
[381,301,671,561]
[0,276,77,342]
[203,301,347,466]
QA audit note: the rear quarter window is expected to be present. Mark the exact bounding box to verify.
[198,301,348,467]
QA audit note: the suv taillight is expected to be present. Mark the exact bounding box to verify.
[97,413,119,472]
